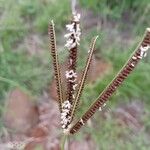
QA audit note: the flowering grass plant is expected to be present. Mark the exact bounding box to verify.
[48,12,150,136]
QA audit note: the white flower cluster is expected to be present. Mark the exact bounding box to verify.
[65,70,77,79]
[65,69,78,84]
[139,44,150,58]
[61,100,72,129]
[64,13,81,49]
[73,83,78,90]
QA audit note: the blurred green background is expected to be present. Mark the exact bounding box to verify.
[0,0,150,149]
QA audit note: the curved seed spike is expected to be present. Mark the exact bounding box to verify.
[69,28,150,134]
[69,36,99,123]
[48,20,64,112]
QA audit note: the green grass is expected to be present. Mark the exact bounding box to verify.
[89,118,150,150]
[80,0,150,21]
[0,0,71,101]
[0,49,51,100]
[80,0,150,34]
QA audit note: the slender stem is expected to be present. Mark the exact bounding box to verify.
[71,0,77,14]
[61,135,68,150]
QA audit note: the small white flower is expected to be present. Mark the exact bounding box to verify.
[70,58,73,65]
[140,45,150,58]
[62,100,70,107]
[72,94,75,99]
[140,50,145,57]
[140,45,150,52]
[137,55,142,59]
[64,33,72,38]
[61,112,67,118]
[65,41,76,49]
[132,56,137,60]
[103,103,106,107]
[62,100,72,110]
[99,107,102,111]
[63,109,70,113]
[75,34,80,41]
[75,39,80,45]
[80,118,85,125]
[62,118,69,125]
[65,39,74,48]
[64,13,81,50]
[66,23,75,32]
[65,103,72,109]
[61,100,72,128]
[67,116,71,121]
[61,116,71,126]
[73,83,78,90]
[131,63,135,67]
[62,124,66,129]
[76,24,81,31]
[73,13,81,22]
[144,52,147,57]
[70,42,77,49]
[65,70,77,79]
[68,78,77,83]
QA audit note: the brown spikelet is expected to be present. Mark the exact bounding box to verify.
[69,36,99,123]
[48,20,63,112]
[66,47,78,105]
[66,18,79,105]
[69,28,150,134]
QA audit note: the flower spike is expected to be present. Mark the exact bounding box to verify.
[69,28,150,134]
[69,36,99,124]
[48,20,64,112]
[65,13,81,106]
[49,13,150,135]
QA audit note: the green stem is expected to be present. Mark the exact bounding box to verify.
[61,134,68,150]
